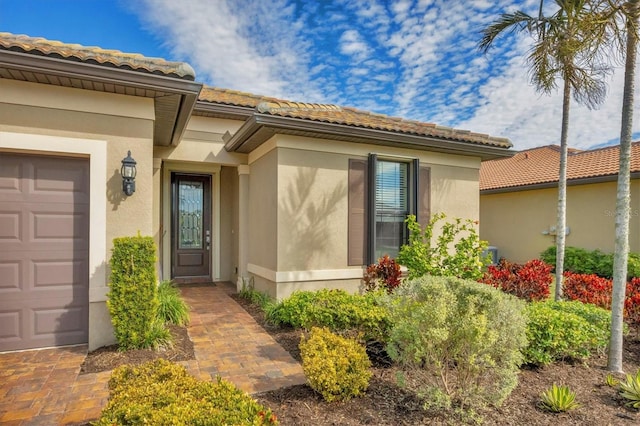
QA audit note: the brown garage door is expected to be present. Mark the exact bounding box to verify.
[0,152,89,352]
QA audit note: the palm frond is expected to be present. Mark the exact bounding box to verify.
[479,11,538,52]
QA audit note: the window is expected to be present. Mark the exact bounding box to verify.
[373,160,410,259]
[368,155,417,261]
[348,155,430,266]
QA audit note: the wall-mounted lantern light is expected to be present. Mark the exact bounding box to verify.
[121,150,137,196]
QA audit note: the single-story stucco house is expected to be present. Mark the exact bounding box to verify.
[0,32,513,352]
[480,143,640,263]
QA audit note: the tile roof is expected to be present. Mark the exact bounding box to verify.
[198,86,513,149]
[480,142,640,191]
[0,32,195,80]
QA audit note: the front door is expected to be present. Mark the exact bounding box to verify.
[171,173,211,279]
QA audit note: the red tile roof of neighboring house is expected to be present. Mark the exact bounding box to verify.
[480,142,640,191]
[198,86,513,149]
[0,32,196,80]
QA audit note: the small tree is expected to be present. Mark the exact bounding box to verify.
[397,213,489,280]
[107,234,162,350]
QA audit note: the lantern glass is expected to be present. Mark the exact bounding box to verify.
[122,164,136,178]
[120,151,137,178]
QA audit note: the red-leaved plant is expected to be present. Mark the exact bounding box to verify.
[563,274,640,326]
[479,258,552,301]
[563,272,613,309]
[362,255,402,293]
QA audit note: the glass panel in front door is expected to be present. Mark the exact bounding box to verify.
[178,181,203,249]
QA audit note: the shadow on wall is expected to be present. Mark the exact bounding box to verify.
[281,168,346,270]
[106,169,125,210]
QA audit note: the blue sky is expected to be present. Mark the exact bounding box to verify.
[1,0,639,151]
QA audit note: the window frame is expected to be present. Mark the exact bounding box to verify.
[367,154,419,263]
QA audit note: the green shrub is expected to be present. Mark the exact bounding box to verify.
[299,327,372,402]
[107,234,165,350]
[239,279,276,311]
[539,384,580,413]
[157,280,190,326]
[398,213,489,280]
[541,246,640,279]
[382,276,527,410]
[141,318,172,350]
[266,289,389,340]
[524,301,610,366]
[94,359,278,425]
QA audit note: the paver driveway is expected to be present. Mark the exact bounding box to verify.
[0,282,305,425]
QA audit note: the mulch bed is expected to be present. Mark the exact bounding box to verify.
[80,324,195,374]
[81,294,640,425]
[231,295,640,425]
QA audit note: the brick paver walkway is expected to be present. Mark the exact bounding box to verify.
[0,282,305,425]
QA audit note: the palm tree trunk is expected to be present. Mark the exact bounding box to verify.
[555,78,571,301]
[608,0,638,373]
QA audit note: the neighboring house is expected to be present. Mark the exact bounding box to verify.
[480,144,640,263]
[0,32,512,352]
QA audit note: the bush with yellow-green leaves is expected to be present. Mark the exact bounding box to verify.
[299,327,372,402]
[94,359,278,425]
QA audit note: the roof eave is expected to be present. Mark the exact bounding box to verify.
[193,101,255,121]
[0,49,203,147]
[480,171,640,194]
[225,114,514,160]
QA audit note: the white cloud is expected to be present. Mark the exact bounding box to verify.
[339,29,370,61]
[130,0,640,150]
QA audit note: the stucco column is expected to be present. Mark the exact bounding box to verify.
[152,158,163,281]
[237,165,250,291]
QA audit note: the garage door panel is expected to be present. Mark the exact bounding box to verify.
[34,305,88,336]
[0,212,21,241]
[0,310,21,341]
[33,163,88,194]
[0,261,20,290]
[0,161,22,193]
[33,258,88,288]
[0,153,89,352]
[32,211,88,242]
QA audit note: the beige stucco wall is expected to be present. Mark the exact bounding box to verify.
[0,78,156,350]
[247,134,483,299]
[480,179,640,263]
[248,148,278,274]
[220,166,239,283]
[277,148,349,271]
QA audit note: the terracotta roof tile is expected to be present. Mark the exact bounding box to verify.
[0,32,195,80]
[480,143,640,191]
[198,86,512,149]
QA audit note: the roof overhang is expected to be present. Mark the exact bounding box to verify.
[0,49,203,146]
[193,100,254,121]
[223,113,514,161]
[481,171,640,194]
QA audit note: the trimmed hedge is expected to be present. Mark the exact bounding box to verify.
[524,300,611,366]
[541,246,640,279]
[266,289,389,340]
[94,359,277,425]
[107,234,165,350]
